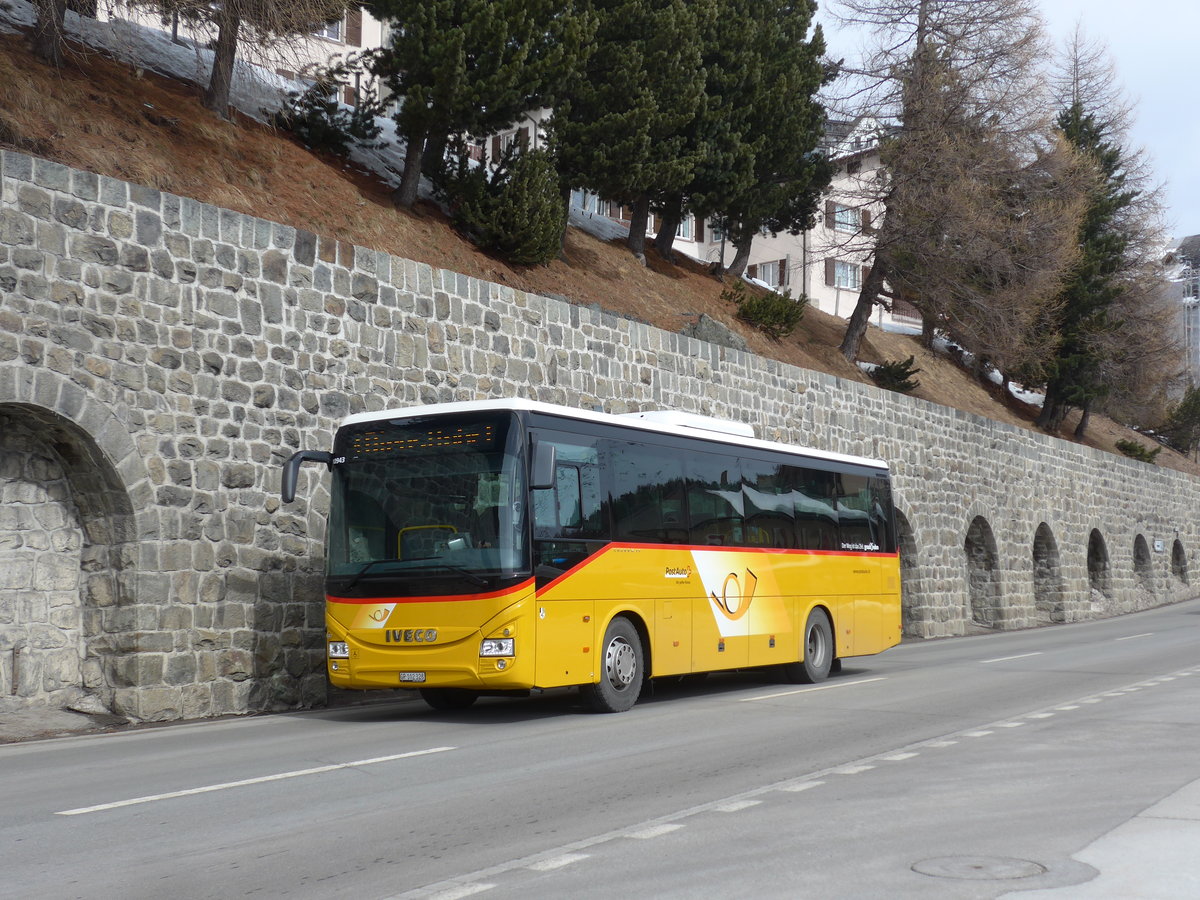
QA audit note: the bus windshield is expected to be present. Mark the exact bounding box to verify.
[326,412,529,595]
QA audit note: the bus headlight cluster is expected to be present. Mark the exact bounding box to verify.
[479,638,514,657]
[328,641,350,659]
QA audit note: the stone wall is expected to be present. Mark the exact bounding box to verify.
[2,149,1197,720]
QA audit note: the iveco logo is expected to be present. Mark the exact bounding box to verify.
[385,629,437,643]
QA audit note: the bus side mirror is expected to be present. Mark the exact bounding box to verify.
[530,440,556,490]
[282,450,333,503]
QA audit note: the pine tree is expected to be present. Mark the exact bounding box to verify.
[549,0,710,258]
[689,0,832,276]
[1034,102,1137,434]
[366,0,587,208]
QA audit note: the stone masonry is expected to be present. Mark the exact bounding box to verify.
[2,149,1198,721]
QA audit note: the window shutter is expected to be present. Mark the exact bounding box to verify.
[696,219,704,243]
[345,7,363,46]
[862,210,874,233]
[518,126,530,149]
[824,200,836,230]
[748,264,758,279]
[492,135,501,160]
[342,86,354,106]
[824,258,835,286]
[779,260,789,287]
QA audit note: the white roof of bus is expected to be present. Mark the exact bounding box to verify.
[340,399,889,471]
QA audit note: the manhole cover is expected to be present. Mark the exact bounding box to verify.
[912,856,1047,881]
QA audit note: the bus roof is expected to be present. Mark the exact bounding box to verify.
[340,398,889,471]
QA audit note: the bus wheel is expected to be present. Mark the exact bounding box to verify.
[420,688,478,711]
[782,608,834,684]
[582,617,644,713]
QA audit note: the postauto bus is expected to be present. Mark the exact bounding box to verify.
[282,399,900,712]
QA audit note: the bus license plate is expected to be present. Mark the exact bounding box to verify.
[399,672,426,683]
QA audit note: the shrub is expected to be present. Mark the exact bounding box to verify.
[871,356,922,393]
[722,280,807,339]
[441,148,566,266]
[271,55,383,156]
[1115,439,1160,464]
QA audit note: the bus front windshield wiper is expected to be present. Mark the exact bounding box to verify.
[342,559,400,591]
[405,557,489,587]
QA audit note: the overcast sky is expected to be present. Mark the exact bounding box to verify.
[818,0,1200,242]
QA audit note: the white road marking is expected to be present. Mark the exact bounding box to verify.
[981,652,1043,663]
[526,854,589,872]
[881,752,919,761]
[1027,713,1054,719]
[740,677,886,701]
[1116,632,1155,641]
[997,722,1025,728]
[715,800,762,812]
[626,824,685,839]
[778,780,825,792]
[926,739,958,748]
[834,765,875,775]
[1056,705,1080,711]
[964,730,994,737]
[426,885,495,900]
[56,746,456,816]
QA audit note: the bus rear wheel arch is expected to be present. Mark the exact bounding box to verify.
[581,616,645,713]
[781,607,834,684]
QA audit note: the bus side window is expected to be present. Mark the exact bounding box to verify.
[838,473,876,549]
[685,453,743,546]
[742,458,793,548]
[792,468,838,550]
[610,440,688,544]
[870,476,896,553]
[532,438,606,539]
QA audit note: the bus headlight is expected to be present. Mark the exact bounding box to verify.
[328,641,350,659]
[480,638,514,657]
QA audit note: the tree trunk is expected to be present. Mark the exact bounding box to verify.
[654,195,683,263]
[203,7,241,118]
[32,0,68,67]
[393,126,428,209]
[1073,401,1091,439]
[626,195,650,261]
[839,261,887,362]
[725,233,754,279]
[1035,390,1070,432]
[920,314,937,349]
[421,132,447,180]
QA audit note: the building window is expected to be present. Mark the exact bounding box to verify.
[834,261,861,290]
[758,260,779,287]
[676,216,692,240]
[314,17,342,41]
[833,204,859,233]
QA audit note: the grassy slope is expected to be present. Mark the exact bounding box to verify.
[2,28,1193,476]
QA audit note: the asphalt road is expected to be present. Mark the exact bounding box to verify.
[4,599,1200,900]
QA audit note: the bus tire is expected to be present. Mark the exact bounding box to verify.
[420,688,478,711]
[581,617,644,713]
[782,608,834,684]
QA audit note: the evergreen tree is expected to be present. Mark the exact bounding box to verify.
[1034,102,1137,434]
[549,0,710,259]
[681,0,832,276]
[366,0,588,209]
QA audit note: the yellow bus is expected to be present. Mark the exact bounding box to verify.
[283,399,900,712]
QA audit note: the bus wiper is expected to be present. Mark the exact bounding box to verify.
[343,559,398,591]
[405,557,488,586]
